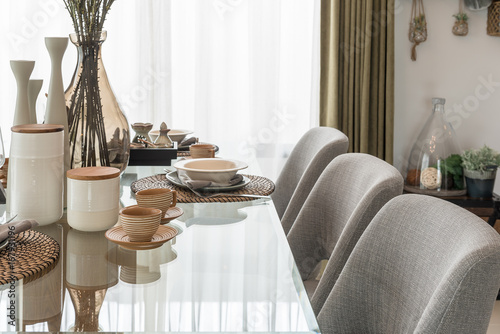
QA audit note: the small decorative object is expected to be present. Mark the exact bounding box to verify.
[461,145,500,198]
[8,124,64,225]
[409,0,427,61]
[63,0,130,172]
[488,0,500,36]
[453,0,469,36]
[465,0,492,10]
[131,123,154,146]
[67,167,121,231]
[27,79,43,124]
[421,167,441,189]
[10,60,35,126]
[154,122,173,148]
[406,169,421,186]
[404,98,466,196]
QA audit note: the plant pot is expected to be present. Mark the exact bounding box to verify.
[464,169,497,198]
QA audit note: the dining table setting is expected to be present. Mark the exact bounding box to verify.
[0,127,319,333]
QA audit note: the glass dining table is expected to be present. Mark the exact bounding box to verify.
[0,164,319,333]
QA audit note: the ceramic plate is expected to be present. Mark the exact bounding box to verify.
[166,171,250,192]
[124,205,184,224]
[105,225,178,250]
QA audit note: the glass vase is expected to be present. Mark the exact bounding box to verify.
[404,97,466,196]
[65,31,130,172]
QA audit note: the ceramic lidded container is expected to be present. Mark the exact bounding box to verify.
[8,124,64,225]
[67,166,121,231]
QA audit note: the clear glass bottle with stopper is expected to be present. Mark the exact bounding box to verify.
[404,97,466,196]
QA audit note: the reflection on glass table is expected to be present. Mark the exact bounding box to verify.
[0,165,319,333]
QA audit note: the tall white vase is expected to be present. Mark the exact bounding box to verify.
[10,60,35,126]
[45,37,70,206]
[28,79,43,124]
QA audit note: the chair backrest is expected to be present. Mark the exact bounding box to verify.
[286,153,403,313]
[272,127,348,222]
[317,194,500,334]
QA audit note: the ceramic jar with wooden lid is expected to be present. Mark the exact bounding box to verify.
[8,124,64,225]
[67,166,121,231]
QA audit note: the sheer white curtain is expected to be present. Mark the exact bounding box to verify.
[0,0,320,179]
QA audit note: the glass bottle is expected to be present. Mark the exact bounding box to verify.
[404,97,466,196]
[65,31,130,172]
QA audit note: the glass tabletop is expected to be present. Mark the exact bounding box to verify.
[0,166,319,333]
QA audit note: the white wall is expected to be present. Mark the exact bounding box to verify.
[394,0,500,172]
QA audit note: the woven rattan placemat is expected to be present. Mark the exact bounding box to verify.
[0,230,60,285]
[131,174,275,203]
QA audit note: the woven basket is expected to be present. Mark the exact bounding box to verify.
[487,1,500,36]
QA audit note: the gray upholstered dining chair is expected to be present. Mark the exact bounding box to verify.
[317,194,500,334]
[271,126,348,222]
[287,153,404,306]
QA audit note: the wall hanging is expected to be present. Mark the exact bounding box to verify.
[409,0,427,61]
[488,0,500,36]
[453,0,469,36]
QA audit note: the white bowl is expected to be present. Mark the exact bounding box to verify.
[168,129,193,143]
[149,129,192,143]
[174,158,248,183]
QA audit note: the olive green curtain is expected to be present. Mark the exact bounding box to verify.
[320,0,395,163]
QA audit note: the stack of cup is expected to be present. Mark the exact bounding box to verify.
[190,144,215,159]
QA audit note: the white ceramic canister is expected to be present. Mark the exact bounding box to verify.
[67,166,121,231]
[8,124,64,225]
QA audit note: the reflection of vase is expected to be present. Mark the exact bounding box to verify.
[66,229,118,332]
[65,31,130,172]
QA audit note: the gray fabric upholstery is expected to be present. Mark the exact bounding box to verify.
[286,153,403,315]
[318,194,500,334]
[271,127,348,222]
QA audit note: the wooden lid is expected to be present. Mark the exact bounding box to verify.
[67,167,121,180]
[11,124,64,133]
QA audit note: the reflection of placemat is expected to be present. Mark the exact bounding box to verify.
[131,174,275,203]
[0,230,60,285]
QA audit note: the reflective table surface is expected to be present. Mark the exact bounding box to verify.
[0,166,319,333]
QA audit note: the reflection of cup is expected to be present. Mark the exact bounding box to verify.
[120,206,161,242]
[136,188,177,216]
[190,144,215,159]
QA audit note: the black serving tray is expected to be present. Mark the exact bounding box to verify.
[128,142,178,166]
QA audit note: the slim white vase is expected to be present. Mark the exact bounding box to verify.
[28,79,43,124]
[45,37,70,206]
[10,60,35,126]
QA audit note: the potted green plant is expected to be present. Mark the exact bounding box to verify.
[461,145,500,198]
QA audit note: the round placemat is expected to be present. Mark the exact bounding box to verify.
[131,174,275,203]
[0,230,60,285]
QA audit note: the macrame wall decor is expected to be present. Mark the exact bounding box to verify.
[487,0,500,36]
[409,0,427,61]
[453,0,469,36]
